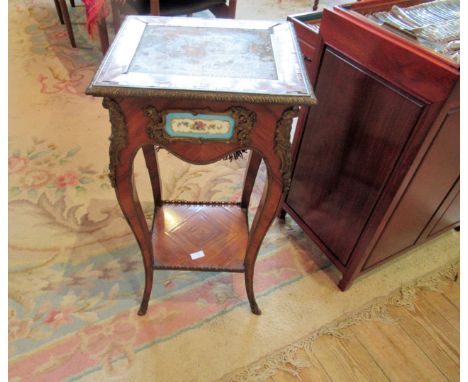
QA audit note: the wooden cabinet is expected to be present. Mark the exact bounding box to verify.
[284,1,460,290]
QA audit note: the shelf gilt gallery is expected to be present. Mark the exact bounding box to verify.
[86,16,315,315]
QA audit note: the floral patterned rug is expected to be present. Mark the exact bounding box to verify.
[8,1,459,381]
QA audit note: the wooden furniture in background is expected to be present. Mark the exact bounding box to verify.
[110,0,237,33]
[312,0,363,12]
[50,0,236,54]
[53,0,76,47]
[285,0,459,290]
[52,0,111,53]
[87,16,315,315]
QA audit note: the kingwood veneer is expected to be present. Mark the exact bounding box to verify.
[87,16,315,315]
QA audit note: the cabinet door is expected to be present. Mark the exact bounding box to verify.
[364,107,460,269]
[286,48,424,265]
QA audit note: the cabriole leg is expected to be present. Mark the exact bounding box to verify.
[142,144,162,208]
[244,172,283,315]
[104,98,154,316]
[244,106,297,314]
[241,150,262,209]
[114,168,154,316]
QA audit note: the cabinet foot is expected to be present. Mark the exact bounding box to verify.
[278,208,287,220]
[338,277,353,291]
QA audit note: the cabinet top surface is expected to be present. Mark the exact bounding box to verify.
[335,0,460,68]
[86,16,316,105]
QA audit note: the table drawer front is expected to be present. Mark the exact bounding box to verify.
[165,112,235,140]
[144,106,256,145]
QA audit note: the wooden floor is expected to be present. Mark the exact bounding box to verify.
[273,279,460,382]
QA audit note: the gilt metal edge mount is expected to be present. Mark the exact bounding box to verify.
[162,200,242,207]
[86,85,317,106]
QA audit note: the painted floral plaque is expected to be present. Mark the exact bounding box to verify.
[165,112,235,140]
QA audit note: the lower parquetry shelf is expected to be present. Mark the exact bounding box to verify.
[151,202,249,272]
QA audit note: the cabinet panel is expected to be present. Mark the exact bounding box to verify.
[289,13,323,85]
[364,108,460,268]
[320,7,459,103]
[429,190,459,237]
[299,38,319,81]
[286,48,423,265]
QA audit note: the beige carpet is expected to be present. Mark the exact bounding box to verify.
[8,0,459,381]
[79,235,459,382]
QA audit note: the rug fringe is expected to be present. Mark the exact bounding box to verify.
[219,261,459,382]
